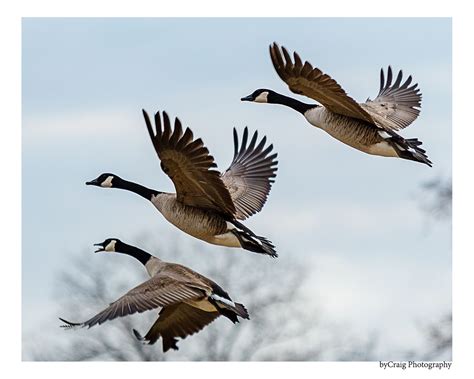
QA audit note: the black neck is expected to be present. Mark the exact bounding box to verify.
[114,177,160,201]
[270,92,317,114]
[115,241,152,266]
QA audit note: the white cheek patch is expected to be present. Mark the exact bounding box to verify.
[101,175,114,188]
[105,240,116,252]
[254,92,269,103]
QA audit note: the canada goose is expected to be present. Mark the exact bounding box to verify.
[87,110,278,257]
[60,238,250,352]
[241,42,432,166]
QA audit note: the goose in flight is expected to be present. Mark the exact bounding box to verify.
[87,110,278,257]
[60,239,249,352]
[241,42,432,166]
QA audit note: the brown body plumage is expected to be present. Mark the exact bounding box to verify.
[60,239,249,352]
[86,110,279,256]
[242,42,432,166]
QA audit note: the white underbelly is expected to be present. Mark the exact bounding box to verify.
[205,231,241,248]
[365,141,398,157]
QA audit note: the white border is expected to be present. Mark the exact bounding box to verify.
[2,1,470,378]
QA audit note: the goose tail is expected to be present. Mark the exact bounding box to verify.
[382,130,432,167]
[233,302,250,320]
[395,137,433,167]
[229,220,277,257]
[209,294,250,324]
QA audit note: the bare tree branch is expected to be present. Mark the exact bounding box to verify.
[419,177,452,221]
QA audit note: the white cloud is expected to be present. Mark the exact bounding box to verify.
[22,108,139,144]
[259,200,424,243]
[304,251,451,356]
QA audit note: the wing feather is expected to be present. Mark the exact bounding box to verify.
[143,110,236,216]
[361,66,422,131]
[221,127,278,220]
[60,274,207,329]
[270,42,374,123]
[138,303,220,348]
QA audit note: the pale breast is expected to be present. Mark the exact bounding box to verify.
[303,106,326,128]
[144,257,165,277]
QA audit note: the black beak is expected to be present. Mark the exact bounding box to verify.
[86,178,99,186]
[93,243,105,253]
[241,95,253,102]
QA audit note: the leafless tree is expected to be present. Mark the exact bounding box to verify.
[25,174,454,362]
[420,177,452,221]
[414,176,452,361]
[420,313,452,361]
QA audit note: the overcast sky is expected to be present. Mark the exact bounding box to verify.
[22,17,451,359]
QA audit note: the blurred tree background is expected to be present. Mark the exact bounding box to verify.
[23,177,451,361]
[414,176,452,361]
[27,238,376,361]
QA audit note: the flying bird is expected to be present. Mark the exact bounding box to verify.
[60,238,249,352]
[241,42,431,166]
[87,110,278,257]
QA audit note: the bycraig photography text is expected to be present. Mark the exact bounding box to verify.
[379,361,452,370]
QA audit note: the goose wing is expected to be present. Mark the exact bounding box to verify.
[59,274,209,329]
[143,110,236,216]
[269,42,374,123]
[221,127,278,220]
[360,66,422,131]
[133,303,220,349]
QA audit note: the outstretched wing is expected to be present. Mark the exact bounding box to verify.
[133,303,220,350]
[360,66,422,131]
[143,110,236,216]
[269,42,374,123]
[221,127,278,220]
[59,274,207,329]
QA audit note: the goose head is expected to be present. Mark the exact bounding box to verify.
[93,238,153,266]
[94,238,121,253]
[242,88,316,114]
[86,173,121,188]
[241,89,276,103]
